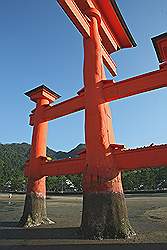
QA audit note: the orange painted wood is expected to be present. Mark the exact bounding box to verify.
[75,0,119,53]
[95,0,133,48]
[58,0,90,38]
[57,0,117,76]
[44,95,84,122]
[103,68,167,102]
[29,68,167,125]
[24,143,167,177]
[30,94,85,125]
[102,45,117,76]
[58,0,118,52]
[114,144,167,172]
[26,103,49,195]
[41,158,86,176]
[28,99,49,177]
[82,9,123,193]
[27,177,46,197]
[25,87,59,197]
[58,0,135,51]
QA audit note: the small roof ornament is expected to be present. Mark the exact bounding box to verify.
[25,85,61,103]
[152,32,167,63]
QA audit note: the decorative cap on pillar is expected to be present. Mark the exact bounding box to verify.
[152,32,167,63]
[86,8,101,26]
[25,85,61,103]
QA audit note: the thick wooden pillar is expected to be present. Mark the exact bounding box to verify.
[81,8,135,239]
[19,86,60,227]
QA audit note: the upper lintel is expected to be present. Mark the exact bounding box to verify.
[107,0,136,48]
[58,0,136,54]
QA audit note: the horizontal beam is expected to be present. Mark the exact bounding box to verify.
[44,94,84,121]
[30,95,85,125]
[103,68,167,102]
[114,144,167,171]
[58,0,117,76]
[41,158,86,176]
[30,69,167,124]
[24,145,167,177]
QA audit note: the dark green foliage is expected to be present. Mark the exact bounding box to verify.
[46,175,83,192]
[66,174,83,191]
[0,142,84,192]
[0,143,29,191]
[122,167,167,191]
[0,142,166,192]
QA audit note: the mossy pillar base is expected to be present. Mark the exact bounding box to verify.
[81,191,135,240]
[19,177,54,228]
[19,193,54,228]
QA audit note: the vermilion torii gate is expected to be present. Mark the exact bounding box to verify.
[19,0,167,239]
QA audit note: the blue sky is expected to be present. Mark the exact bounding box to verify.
[0,0,166,152]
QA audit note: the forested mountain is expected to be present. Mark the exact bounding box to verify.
[0,142,85,192]
[0,142,166,192]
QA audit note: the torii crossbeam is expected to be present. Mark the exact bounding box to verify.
[20,0,167,240]
[24,144,167,177]
[28,68,167,125]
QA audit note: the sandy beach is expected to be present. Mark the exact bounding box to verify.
[0,193,167,249]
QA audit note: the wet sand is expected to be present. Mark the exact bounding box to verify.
[0,193,167,249]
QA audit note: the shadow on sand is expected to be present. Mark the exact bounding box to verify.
[0,221,80,240]
[0,222,167,250]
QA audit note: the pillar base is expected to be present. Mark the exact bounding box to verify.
[80,191,135,240]
[18,192,54,228]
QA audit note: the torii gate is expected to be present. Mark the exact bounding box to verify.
[19,0,167,239]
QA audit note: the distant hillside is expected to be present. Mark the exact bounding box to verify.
[54,143,85,160]
[0,142,85,169]
[0,143,30,172]
[0,142,85,191]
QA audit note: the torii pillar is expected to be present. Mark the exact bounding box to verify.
[81,9,135,239]
[19,85,60,227]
